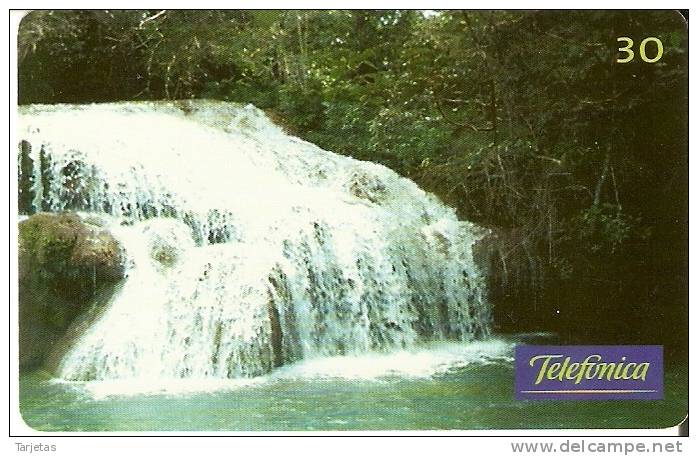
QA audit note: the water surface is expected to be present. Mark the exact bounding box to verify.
[20,337,687,432]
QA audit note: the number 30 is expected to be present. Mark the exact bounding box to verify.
[617,37,664,63]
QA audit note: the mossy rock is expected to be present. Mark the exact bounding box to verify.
[18,212,125,369]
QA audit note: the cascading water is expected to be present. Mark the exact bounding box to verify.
[17,100,491,386]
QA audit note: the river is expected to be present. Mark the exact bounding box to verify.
[20,335,687,431]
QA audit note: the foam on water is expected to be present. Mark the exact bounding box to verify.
[56,338,513,400]
[18,100,492,392]
[270,338,513,380]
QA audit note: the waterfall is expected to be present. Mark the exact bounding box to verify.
[17,100,491,383]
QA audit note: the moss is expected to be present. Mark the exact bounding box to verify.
[19,212,125,287]
[20,212,81,264]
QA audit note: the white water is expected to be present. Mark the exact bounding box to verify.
[18,100,491,388]
[59,339,513,400]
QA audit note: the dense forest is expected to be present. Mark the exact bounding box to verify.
[17,10,688,352]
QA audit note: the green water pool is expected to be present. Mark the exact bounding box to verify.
[19,338,687,432]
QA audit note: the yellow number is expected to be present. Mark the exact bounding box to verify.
[639,37,663,63]
[617,37,634,63]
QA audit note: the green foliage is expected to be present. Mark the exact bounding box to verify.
[278,81,324,132]
[573,204,646,254]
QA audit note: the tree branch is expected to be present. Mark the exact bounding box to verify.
[435,100,494,132]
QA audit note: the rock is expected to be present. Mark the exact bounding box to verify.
[18,140,35,214]
[347,170,388,204]
[141,218,195,267]
[18,212,125,369]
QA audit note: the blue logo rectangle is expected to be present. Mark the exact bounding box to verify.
[515,345,663,400]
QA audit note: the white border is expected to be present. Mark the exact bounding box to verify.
[3,4,694,449]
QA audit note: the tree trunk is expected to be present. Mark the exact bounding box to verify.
[593,151,611,207]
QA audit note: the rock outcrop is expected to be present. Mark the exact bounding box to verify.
[18,212,125,368]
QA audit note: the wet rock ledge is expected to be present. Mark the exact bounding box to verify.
[19,212,125,369]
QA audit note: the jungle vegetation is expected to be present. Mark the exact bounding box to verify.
[17,10,688,351]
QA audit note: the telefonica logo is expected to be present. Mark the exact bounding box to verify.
[515,346,663,400]
[529,354,650,385]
